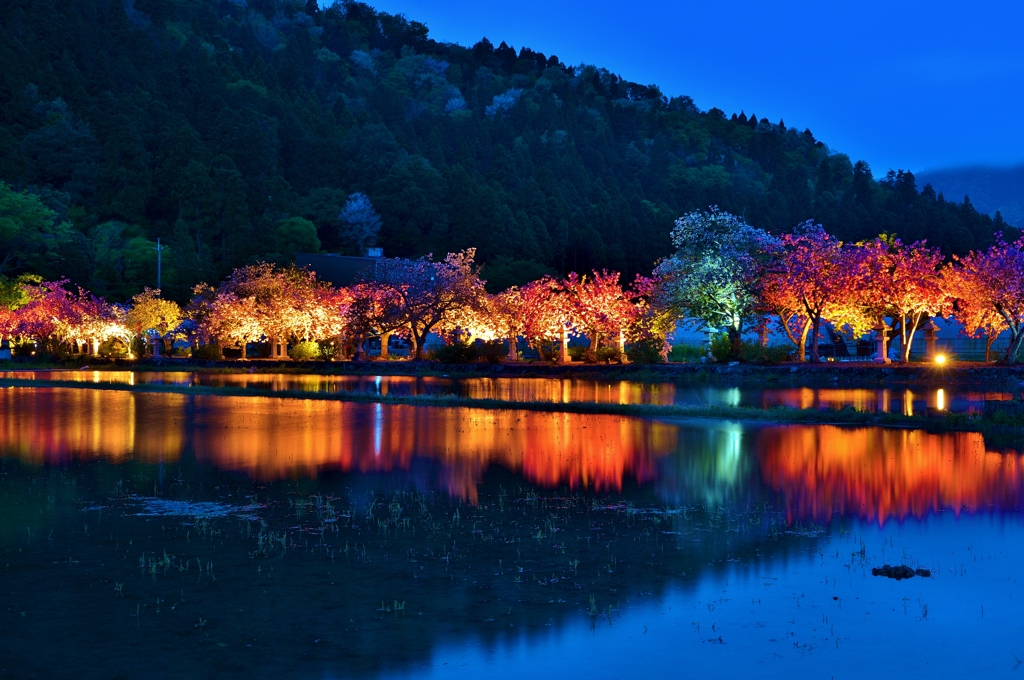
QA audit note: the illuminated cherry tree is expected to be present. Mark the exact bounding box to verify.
[126,288,182,354]
[944,236,1024,363]
[563,270,654,360]
[346,281,408,359]
[366,249,488,359]
[516,276,578,362]
[202,263,347,358]
[655,207,780,339]
[859,237,948,362]
[757,264,813,361]
[767,222,872,362]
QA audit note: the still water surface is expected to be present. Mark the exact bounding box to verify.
[0,387,1022,678]
[4,369,1022,414]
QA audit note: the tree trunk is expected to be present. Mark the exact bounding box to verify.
[585,330,601,363]
[986,334,996,363]
[1005,327,1024,363]
[380,332,391,359]
[900,313,926,362]
[559,327,569,364]
[507,335,519,361]
[240,342,247,359]
[781,314,810,362]
[798,322,811,362]
[809,316,821,363]
[412,328,425,360]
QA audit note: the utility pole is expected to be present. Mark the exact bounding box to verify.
[156,238,162,291]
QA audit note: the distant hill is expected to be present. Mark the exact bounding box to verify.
[0,0,1017,300]
[917,166,1024,228]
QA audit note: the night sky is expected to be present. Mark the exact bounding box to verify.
[359,0,1024,176]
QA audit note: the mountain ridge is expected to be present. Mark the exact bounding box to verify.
[916,165,1024,228]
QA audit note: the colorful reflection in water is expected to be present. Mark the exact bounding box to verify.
[751,386,1020,415]
[3,370,1020,414]
[756,425,1024,524]
[0,388,676,501]
[3,387,1023,523]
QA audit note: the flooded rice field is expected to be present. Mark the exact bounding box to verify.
[1,386,1023,678]
[4,369,1022,415]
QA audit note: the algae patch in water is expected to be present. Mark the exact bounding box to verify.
[127,495,262,520]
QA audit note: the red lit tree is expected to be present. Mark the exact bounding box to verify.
[346,281,408,359]
[944,236,1024,363]
[517,276,579,362]
[858,237,948,362]
[767,222,872,362]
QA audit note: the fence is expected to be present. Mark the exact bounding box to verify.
[907,337,1009,362]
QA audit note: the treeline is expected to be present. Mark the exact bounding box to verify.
[0,0,1017,302]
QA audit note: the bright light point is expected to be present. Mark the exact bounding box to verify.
[934,354,947,366]
[937,388,946,411]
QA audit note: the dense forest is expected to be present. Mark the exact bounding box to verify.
[0,0,1018,301]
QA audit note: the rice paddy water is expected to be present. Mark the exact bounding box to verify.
[0,380,1021,678]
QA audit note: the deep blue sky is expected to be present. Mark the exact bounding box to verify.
[359,0,1024,176]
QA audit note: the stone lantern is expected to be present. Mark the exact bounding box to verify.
[701,325,718,359]
[873,321,890,364]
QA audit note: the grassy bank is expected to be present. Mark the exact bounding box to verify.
[2,377,1021,444]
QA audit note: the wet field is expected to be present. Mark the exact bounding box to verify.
[1,385,1022,678]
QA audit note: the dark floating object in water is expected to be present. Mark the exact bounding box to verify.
[871,564,932,580]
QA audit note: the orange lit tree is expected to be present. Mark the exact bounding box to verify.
[517,276,579,362]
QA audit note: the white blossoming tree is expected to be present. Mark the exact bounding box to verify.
[654,207,780,339]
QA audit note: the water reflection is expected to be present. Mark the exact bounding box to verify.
[2,387,1021,523]
[3,370,1019,414]
[756,425,1024,524]
[0,388,676,501]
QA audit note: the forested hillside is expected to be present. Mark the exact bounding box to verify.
[917,165,1024,229]
[0,0,1016,300]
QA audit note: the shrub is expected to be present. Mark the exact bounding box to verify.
[595,345,622,363]
[668,343,706,362]
[568,346,587,362]
[710,334,740,362]
[626,338,666,364]
[192,343,223,361]
[740,343,791,365]
[476,340,507,364]
[11,340,37,357]
[290,341,321,360]
[431,341,478,364]
[98,339,130,358]
[317,339,340,361]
